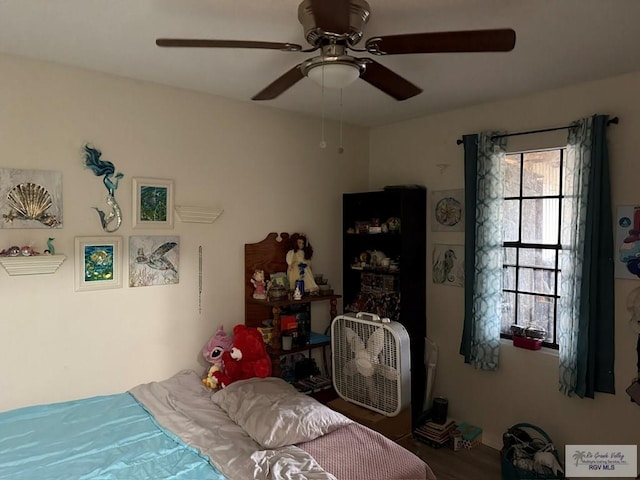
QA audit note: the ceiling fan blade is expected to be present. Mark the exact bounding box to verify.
[366,29,516,55]
[309,0,350,34]
[252,64,305,100]
[156,38,302,52]
[359,59,422,101]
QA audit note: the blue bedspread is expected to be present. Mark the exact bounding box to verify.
[0,393,226,479]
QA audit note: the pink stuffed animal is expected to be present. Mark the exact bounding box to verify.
[201,326,233,389]
[212,324,272,388]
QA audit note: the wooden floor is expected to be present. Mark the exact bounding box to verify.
[397,435,502,480]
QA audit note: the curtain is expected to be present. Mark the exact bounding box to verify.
[558,114,615,397]
[459,132,507,370]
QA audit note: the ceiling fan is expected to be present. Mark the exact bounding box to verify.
[156,0,516,102]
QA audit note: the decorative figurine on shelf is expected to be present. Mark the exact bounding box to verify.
[45,237,55,255]
[251,269,267,300]
[286,233,319,295]
[0,246,21,257]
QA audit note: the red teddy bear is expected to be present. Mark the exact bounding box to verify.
[212,324,272,388]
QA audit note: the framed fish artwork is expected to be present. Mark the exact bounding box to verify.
[129,235,179,287]
[132,177,174,229]
[74,236,123,291]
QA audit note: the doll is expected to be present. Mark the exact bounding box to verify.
[286,233,319,294]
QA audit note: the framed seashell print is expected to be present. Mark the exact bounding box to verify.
[132,177,174,229]
[0,168,63,228]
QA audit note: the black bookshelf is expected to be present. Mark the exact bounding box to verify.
[342,185,427,428]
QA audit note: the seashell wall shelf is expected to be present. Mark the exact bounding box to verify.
[0,254,66,276]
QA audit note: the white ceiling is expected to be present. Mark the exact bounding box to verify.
[1,0,640,127]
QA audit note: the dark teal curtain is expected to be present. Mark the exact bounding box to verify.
[576,114,615,397]
[459,134,478,363]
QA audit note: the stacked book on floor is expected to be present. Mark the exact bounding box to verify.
[413,418,457,448]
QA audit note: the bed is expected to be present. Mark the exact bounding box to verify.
[0,370,436,480]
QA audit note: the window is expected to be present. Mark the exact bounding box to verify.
[500,148,565,349]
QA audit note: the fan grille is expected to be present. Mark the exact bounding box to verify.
[331,313,410,416]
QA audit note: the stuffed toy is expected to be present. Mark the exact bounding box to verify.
[201,326,233,389]
[212,324,272,388]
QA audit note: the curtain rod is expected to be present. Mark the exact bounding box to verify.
[455,116,619,145]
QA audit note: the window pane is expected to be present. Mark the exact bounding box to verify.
[517,293,555,340]
[522,151,560,196]
[501,292,516,334]
[503,199,520,242]
[516,293,534,325]
[504,247,517,265]
[521,198,559,244]
[503,154,521,197]
[503,266,516,290]
[518,266,555,295]
[519,248,557,269]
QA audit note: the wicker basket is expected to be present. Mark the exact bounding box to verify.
[501,423,564,480]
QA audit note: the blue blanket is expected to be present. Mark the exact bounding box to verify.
[0,393,226,479]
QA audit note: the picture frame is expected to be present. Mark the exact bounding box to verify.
[431,189,465,232]
[74,236,123,291]
[432,243,465,287]
[129,235,180,287]
[615,205,640,279]
[0,168,63,229]
[132,177,174,229]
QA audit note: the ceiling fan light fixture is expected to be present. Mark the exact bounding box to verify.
[306,62,361,89]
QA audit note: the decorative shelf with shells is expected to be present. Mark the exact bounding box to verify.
[0,255,66,276]
[174,206,223,224]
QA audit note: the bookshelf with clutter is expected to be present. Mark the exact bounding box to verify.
[244,232,339,402]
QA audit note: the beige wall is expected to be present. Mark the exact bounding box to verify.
[369,71,640,451]
[0,53,369,412]
[3,49,638,458]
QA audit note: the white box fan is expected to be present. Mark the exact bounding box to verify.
[331,312,411,416]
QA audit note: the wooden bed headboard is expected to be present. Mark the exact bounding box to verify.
[244,232,291,331]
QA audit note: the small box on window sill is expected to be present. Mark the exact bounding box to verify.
[513,336,542,350]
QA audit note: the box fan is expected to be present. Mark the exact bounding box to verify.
[331,312,411,416]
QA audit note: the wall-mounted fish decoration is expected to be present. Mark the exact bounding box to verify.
[83,144,123,232]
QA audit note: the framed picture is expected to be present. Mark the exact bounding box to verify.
[0,168,63,229]
[432,243,465,287]
[615,205,640,279]
[129,235,179,287]
[132,177,174,229]
[75,236,123,291]
[431,189,465,232]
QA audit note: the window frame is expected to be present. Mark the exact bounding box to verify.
[500,147,566,350]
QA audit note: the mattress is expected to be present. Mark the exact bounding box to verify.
[0,370,435,480]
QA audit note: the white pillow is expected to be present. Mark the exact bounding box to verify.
[212,377,352,449]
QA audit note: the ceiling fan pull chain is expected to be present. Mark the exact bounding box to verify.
[338,88,344,154]
[320,63,327,149]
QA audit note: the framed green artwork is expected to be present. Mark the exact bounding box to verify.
[132,177,174,229]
